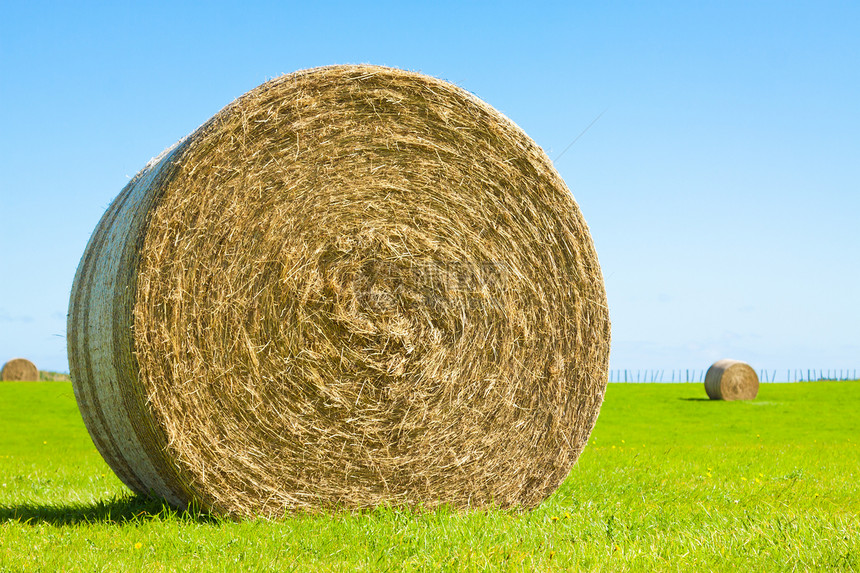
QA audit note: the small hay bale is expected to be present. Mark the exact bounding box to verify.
[704,359,759,401]
[67,65,611,517]
[1,358,39,381]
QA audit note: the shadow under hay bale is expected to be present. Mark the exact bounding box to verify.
[1,358,39,381]
[67,65,611,518]
[704,359,759,401]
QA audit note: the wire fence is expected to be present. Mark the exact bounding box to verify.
[608,369,860,383]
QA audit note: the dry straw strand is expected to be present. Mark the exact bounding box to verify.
[68,65,611,517]
[1,358,39,381]
[704,359,759,401]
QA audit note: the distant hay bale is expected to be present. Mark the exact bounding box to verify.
[1,358,39,381]
[704,359,759,401]
[67,65,611,517]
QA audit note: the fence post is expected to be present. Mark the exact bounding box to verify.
[608,368,855,383]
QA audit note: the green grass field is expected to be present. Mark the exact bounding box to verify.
[1,381,858,572]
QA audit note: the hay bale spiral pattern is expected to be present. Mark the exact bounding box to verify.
[704,359,759,401]
[68,65,610,517]
[1,358,39,381]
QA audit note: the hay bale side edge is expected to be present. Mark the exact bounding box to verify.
[68,141,194,507]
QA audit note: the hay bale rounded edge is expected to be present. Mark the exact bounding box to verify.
[67,64,611,517]
[704,359,759,401]
[1,358,39,381]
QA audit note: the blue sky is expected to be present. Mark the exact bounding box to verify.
[1,1,858,374]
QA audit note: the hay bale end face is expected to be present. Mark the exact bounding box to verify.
[704,359,759,401]
[1,358,39,381]
[67,65,611,517]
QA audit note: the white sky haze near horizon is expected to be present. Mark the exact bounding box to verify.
[1,1,858,374]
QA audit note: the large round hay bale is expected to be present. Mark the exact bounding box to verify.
[67,65,611,517]
[704,359,759,401]
[1,358,39,381]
